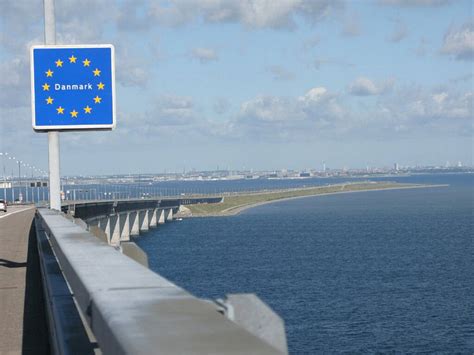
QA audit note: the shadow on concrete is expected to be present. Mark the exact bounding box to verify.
[0,259,27,268]
[21,220,50,355]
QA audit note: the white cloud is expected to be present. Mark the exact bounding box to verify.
[299,87,328,101]
[379,0,453,7]
[151,95,196,126]
[148,0,344,30]
[348,77,395,96]
[104,82,472,145]
[440,20,474,61]
[374,86,473,135]
[240,96,300,123]
[229,83,472,141]
[0,2,42,53]
[116,52,149,88]
[117,0,152,31]
[191,47,219,63]
[0,57,30,109]
[233,87,347,140]
[238,0,302,29]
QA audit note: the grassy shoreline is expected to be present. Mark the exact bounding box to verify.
[185,182,448,217]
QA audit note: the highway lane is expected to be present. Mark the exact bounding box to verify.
[0,206,49,354]
[0,204,36,219]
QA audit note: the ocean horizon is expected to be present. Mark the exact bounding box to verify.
[135,173,473,354]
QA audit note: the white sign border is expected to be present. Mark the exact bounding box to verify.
[30,44,116,131]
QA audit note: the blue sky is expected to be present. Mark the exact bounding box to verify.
[0,0,472,175]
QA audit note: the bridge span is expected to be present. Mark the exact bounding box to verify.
[0,197,287,354]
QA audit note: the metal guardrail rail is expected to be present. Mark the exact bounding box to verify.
[36,208,285,354]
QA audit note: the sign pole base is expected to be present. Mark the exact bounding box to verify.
[48,131,61,210]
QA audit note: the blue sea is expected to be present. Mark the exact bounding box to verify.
[135,174,474,354]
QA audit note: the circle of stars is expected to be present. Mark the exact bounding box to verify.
[42,54,106,119]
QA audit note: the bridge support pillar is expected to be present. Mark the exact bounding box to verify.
[120,213,130,242]
[165,208,173,221]
[110,214,121,246]
[149,209,157,228]
[130,211,140,236]
[139,210,149,232]
[158,209,165,224]
[99,217,111,243]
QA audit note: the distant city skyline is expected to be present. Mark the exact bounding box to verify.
[1,0,472,175]
[1,148,471,180]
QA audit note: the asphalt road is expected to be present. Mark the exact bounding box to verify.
[0,205,49,354]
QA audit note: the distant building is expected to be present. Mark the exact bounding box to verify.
[394,163,399,171]
[300,172,311,177]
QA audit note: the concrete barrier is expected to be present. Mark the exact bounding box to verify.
[36,208,286,355]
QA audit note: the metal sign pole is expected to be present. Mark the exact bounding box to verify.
[44,0,61,210]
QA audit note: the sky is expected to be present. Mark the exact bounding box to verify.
[0,0,473,175]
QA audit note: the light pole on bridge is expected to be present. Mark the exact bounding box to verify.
[0,152,6,201]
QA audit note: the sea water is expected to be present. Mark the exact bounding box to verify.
[135,174,473,354]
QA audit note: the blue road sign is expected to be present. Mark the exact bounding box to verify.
[30,44,115,131]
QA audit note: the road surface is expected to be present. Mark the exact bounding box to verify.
[0,205,49,354]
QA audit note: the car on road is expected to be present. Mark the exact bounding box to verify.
[0,199,7,212]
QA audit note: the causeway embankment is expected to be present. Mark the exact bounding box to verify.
[186,182,448,217]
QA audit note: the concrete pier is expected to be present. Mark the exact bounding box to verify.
[165,208,173,221]
[158,209,165,224]
[130,211,140,236]
[120,213,130,242]
[109,214,121,245]
[149,209,158,228]
[72,207,177,247]
[139,210,149,232]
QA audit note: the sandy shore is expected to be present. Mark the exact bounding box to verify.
[188,184,449,218]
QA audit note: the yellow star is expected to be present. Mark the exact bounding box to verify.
[84,105,92,114]
[45,96,54,104]
[55,59,63,67]
[97,82,105,90]
[93,95,102,104]
[93,68,101,76]
[42,83,50,91]
[69,55,77,63]
[56,106,64,114]
[70,109,78,118]
[45,69,53,77]
[83,58,91,67]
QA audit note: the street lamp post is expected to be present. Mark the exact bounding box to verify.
[17,160,23,203]
[8,156,15,202]
[1,152,6,201]
[24,163,28,203]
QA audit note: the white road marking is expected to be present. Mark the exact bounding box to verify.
[0,206,35,219]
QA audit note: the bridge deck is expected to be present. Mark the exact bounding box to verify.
[0,206,49,354]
